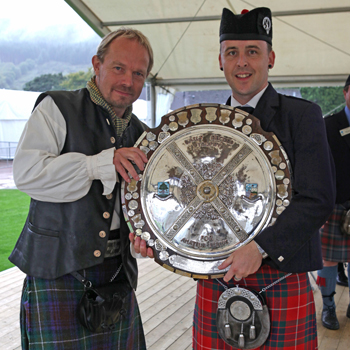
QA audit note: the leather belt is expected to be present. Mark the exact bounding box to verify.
[105,238,121,258]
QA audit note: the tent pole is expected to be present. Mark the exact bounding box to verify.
[146,79,156,128]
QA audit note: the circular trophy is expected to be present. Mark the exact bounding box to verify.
[121,104,292,279]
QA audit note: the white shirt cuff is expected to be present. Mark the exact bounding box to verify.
[86,148,117,195]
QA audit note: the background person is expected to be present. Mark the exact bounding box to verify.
[337,262,348,286]
[9,28,152,349]
[317,74,350,330]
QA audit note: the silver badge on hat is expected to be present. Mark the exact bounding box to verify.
[262,17,271,35]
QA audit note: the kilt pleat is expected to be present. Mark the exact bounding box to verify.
[193,264,317,350]
[20,257,146,350]
[320,201,350,262]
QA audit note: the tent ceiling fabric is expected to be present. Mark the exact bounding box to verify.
[65,0,350,91]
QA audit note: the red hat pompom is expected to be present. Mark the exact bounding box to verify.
[241,9,249,14]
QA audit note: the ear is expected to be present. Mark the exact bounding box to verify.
[219,53,223,71]
[268,50,275,70]
[92,55,100,76]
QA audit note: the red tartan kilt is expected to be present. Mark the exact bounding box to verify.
[193,264,317,350]
[320,201,350,262]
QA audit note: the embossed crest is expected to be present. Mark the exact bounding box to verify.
[177,111,189,127]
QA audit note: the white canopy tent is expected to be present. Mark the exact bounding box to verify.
[0,89,148,158]
[65,0,350,125]
[0,89,40,159]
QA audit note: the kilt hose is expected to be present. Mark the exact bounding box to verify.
[20,256,146,350]
[193,264,317,350]
[320,201,350,262]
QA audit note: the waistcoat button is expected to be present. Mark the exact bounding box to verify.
[110,137,116,144]
[103,212,110,219]
[99,231,106,238]
[94,250,101,257]
[106,193,113,200]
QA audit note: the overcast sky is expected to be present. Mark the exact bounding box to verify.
[0,0,99,42]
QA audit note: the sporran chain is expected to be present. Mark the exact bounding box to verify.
[216,272,292,294]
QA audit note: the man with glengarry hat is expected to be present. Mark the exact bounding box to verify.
[317,74,350,331]
[192,7,335,349]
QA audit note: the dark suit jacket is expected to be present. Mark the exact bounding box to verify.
[324,109,350,203]
[227,83,335,273]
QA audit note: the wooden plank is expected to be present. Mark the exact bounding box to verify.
[163,323,193,350]
[136,271,183,304]
[144,297,196,348]
[148,312,193,350]
[1,328,21,350]
[1,264,350,350]
[138,276,196,317]
[337,317,350,350]
[137,264,179,293]
[140,281,196,324]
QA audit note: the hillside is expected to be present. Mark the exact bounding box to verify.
[0,37,100,90]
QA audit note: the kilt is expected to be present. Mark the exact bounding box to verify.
[20,256,146,350]
[320,201,350,262]
[193,264,317,350]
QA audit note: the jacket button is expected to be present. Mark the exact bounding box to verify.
[278,256,284,262]
[94,250,101,257]
[99,231,106,238]
[110,137,116,144]
[103,212,110,219]
[106,193,113,200]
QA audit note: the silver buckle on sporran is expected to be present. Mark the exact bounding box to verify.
[216,286,270,349]
[340,209,350,235]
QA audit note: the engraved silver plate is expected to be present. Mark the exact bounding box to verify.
[121,104,292,279]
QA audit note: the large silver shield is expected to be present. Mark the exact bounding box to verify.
[121,104,292,279]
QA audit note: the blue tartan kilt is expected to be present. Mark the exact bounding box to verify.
[320,201,350,262]
[20,256,146,350]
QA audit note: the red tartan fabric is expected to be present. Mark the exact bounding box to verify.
[193,265,317,349]
[316,276,326,287]
[320,201,350,261]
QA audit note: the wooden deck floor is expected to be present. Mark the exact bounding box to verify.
[0,259,349,350]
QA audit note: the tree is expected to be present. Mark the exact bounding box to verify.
[23,73,66,92]
[0,62,21,88]
[59,69,93,91]
[300,86,345,116]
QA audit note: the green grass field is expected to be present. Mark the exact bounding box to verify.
[0,189,30,271]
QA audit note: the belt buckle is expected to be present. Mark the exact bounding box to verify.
[105,239,121,258]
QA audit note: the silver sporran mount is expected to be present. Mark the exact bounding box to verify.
[121,104,292,279]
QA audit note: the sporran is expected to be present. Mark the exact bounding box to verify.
[340,209,350,235]
[216,273,291,349]
[77,280,131,332]
[72,264,132,333]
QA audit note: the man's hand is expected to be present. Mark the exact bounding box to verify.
[113,147,148,182]
[129,232,154,258]
[218,241,262,282]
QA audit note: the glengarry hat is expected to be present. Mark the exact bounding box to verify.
[345,75,350,89]
[220,7,272,45]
